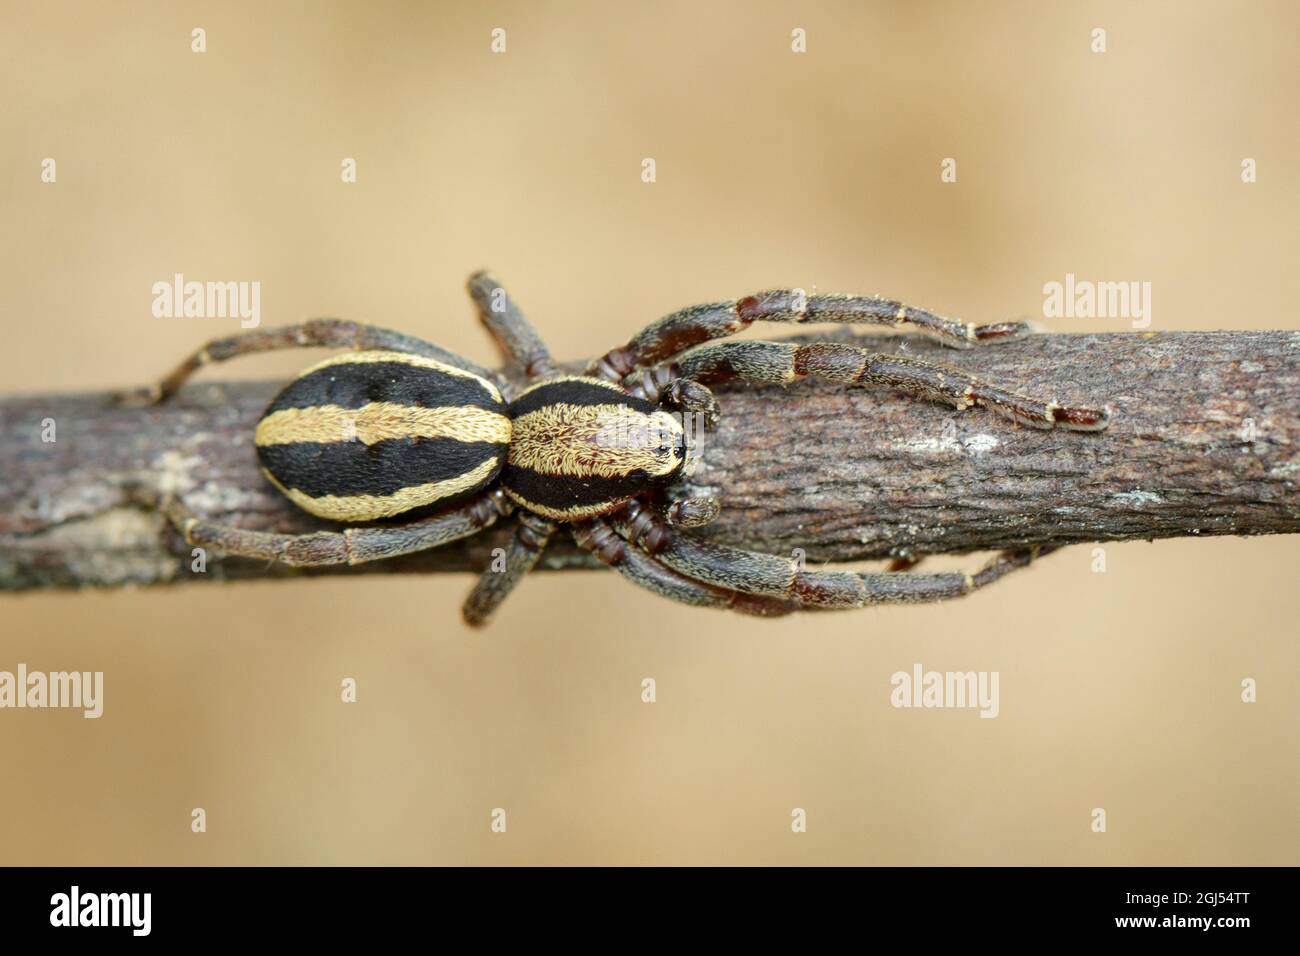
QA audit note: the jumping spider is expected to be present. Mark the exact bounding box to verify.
[132,271,1109,625]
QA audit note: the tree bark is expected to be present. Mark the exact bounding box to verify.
[1,330,1297,591]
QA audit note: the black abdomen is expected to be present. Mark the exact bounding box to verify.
[255,351,510,521]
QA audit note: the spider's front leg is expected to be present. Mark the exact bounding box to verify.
[588,288,1029,380]
[632,340,1109,430]
[615,500,1060,609]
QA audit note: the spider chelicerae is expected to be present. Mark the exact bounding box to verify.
[134,271,1109,625]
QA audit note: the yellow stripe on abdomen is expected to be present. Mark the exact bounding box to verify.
[255,403,511,447]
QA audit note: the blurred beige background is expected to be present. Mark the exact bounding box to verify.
[1,0,1296,864]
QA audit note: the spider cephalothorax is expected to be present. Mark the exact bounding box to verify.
[138,270,1109,625]
[497,376,687,521]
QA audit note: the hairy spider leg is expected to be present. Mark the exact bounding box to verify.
[462,511,556,626]
[572,518,798,617]
[466,271,558,381]
[125,318,501,405]
[633,339,1109,430]
[588,288,1032,380]
[614,500,1060,609]
[146,488,514,568]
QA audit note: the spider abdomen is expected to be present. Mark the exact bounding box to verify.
[502,376,686,521]
[255,350,510,522]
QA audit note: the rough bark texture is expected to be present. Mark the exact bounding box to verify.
[1,330,1297,591]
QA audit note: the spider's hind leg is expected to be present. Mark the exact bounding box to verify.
[137,489,512,568]
[639,340,1109,431]
[123,318,499,405]
[461,513,556,627]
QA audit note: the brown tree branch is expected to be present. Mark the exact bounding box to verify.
[1,330,1297,591]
